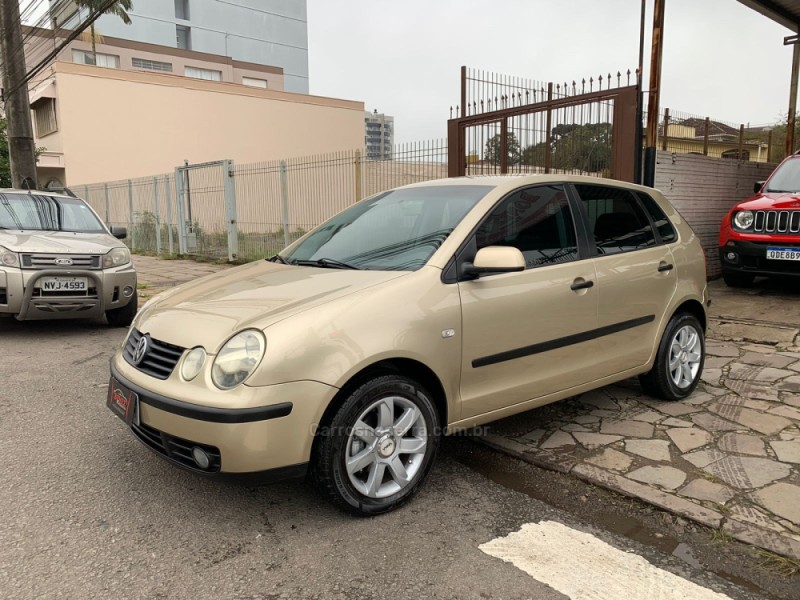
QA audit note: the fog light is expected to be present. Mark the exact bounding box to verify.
[726,252,738,263]
[192,447,211,470]
[122,286,134,298]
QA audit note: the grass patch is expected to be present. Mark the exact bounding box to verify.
[711,528,733,544]
[136,283,149,290]
[754,548,800,577]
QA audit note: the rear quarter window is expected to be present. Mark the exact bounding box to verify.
[637,192,677,243]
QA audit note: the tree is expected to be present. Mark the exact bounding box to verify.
[74,0,133,64]
[484,132,522,166]
[0,118,47,188]
[522,123,612,174]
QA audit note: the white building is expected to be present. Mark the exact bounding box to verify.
[54,0,309,93]
[365,110,394,160]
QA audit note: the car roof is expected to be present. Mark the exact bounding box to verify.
[398,174,660,196]
[0,188,76,199]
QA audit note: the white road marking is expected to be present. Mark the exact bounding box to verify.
[480,521,731,600]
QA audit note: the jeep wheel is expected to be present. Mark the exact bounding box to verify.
[722,272,755,288]
[312,374,440,516]
[106,293,138,327]
[639,313,705,401]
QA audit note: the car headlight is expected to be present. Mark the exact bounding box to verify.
[103,247,130,268]
[181,347,207,381]
[733,210,754,230]
[0,245,19,267]
[211,330,266,389]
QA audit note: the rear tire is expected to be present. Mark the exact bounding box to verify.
[722,272,755,288]
[311,374,440,516]
[106,293,138,327]
[639,313,705,401]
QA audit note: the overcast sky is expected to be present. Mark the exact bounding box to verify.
[307,0,795,143]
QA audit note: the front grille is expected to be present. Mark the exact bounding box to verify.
[131,420,221,473]
[20,254,102,270]
[753,210,800,234]
[123,328,185,380]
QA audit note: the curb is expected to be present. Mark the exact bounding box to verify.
[476,433,800,562]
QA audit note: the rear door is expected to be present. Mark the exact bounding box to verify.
[571,183,677,375]
[458,184,601,419]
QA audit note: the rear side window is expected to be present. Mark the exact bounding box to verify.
[637,192,677,243]
[574,184,656,255]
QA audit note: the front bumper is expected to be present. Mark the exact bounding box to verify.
[109,358,337,474]
[0,265,136,320]
[719,240,800,278]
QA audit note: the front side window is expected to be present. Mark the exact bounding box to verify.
[475,185,578,269]
[0,194,105,233]
[575,184,656,255]
[283,185,494,271]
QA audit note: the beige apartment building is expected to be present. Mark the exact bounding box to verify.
[22,29,364,186]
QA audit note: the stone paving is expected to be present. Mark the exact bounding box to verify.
[481,330,800,560]
[133,255,230,302]
[132,257,800,560]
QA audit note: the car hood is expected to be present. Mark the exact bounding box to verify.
[137,261,407,351]
[0,230,121,254]
[734,192,800,211]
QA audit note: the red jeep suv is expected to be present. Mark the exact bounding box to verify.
[720,154,800,287]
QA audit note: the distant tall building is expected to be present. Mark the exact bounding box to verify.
[53,0,309,93]
[365,110,394,160]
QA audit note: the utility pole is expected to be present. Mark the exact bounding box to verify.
[643,0,666,188]
[0,0,38,189]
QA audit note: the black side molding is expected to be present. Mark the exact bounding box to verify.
[110,363,293,423]
[472,315,656,368]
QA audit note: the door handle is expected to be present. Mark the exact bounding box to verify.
[570,279,594,291]
[657,263,674,272]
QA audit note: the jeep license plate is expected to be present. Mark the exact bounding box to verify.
[766,247,800,261]
[38,277,88,292]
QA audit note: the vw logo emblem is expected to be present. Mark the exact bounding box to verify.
[55,257,73,266]
[133,336,149,365]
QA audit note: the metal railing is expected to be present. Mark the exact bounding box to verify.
[76,142,448,262]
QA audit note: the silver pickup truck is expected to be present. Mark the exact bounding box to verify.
[0,190,137,326]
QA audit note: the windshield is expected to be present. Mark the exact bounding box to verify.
[0,193,106,233]
[766,158,800,193]
[282,185,494,271]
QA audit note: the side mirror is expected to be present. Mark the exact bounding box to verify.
[461,246,526,278]
[754,181,765,194]
[110,226,127,240]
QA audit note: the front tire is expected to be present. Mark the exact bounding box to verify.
[106,293,138,327]
[639,313,705,401]
[312,374,440,516]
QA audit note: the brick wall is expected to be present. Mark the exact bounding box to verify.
[654,151,777,278]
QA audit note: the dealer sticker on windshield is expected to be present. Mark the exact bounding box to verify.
[766,247,800,261]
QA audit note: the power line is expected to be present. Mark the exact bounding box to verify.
[3,0,121,98]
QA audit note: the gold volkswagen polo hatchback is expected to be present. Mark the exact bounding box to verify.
[108,176,708,515]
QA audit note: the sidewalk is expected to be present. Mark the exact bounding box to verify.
[134,257,800,560]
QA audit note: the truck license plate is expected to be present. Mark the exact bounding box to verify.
[38,277,88,292]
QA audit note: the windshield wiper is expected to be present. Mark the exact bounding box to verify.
[267,254,289,264]
[765,189,798,193]
[291,257,361,270]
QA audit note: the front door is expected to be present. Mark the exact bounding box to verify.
[458,184,600,419]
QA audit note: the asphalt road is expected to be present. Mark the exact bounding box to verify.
[0,318,779,600]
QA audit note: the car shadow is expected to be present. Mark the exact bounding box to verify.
[0,316,116,338]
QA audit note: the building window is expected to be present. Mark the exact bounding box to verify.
[174,0,189,20]
[132,57,173,72]
[185,66,222,81]
[242,77,268,89]
[72,49,119,68]
[33,98,57,137]
[176,25,191,50]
